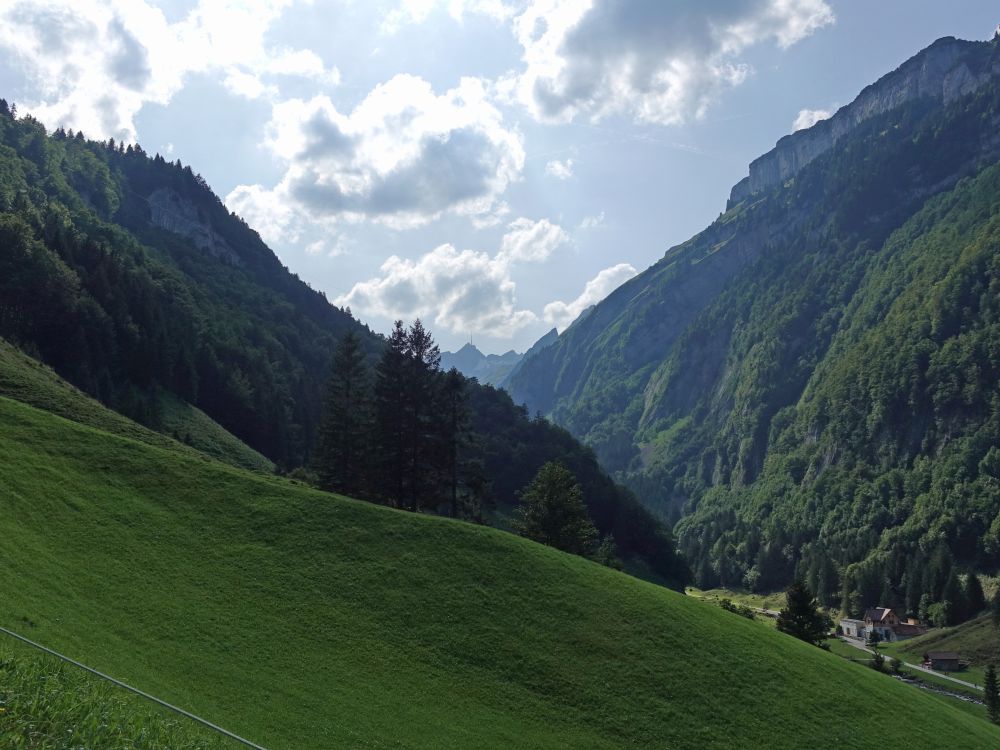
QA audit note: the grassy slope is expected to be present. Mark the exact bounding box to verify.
[1,396,998,748]
[894,614,1000,683]
[0,643,227,749]
[0,337,272,473]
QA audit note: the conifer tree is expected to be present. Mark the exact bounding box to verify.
[992,587,1000,630]
[314,330,370,497]
[986,664,1000,725]
[514,462,597,557]
[777,579,830,646]
[440,367,469,517]
[403,319,441,511]
[373,321,410,506]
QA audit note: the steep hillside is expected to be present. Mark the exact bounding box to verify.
[506,35,1000,601]
[0,392,997,748]
[0,336,272,473]
[0,102,683,576]
[0,100,373,467]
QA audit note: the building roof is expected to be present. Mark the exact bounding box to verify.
[864,607,894,622]
[926,651,960,660]
[839,618,865,625]
[892,623,924,636]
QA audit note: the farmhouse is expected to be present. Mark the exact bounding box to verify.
[839,607,926,642]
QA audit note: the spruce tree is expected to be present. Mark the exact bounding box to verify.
[942,570,966,625]
[403,319,441,512]
[313,331,370,497]
[777,579,830,646]
[513,462,597,557]
[986,664,1000,725]
[373,321,410,506]
[440,367,469,517]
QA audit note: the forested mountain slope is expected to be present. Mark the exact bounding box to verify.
[0,101,684,579]
[1,388,997,748]
[506,35,1000,604]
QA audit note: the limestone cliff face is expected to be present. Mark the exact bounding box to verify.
[147,187,243,266]
[728,37,1000,208]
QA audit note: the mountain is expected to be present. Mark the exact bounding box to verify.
[506,35,1000,604]
[440,342,522,385]
[1,375,996,748]
[0,103,684,580]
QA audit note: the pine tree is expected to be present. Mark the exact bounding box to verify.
[373,321,409,506]
[777,579,830,646]
[314,331,370,497]
[986,664,1000,725]
[513,462,597,557]
[403,319,441,512]
[440,367,469,517]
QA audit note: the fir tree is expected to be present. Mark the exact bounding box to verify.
[402,319,441,511]
[440,367,469,517]
[314,331,370,497]
[777,579,830,646]
[986,664,1000,725]
[373,321,410,506]
[513,462,597,557]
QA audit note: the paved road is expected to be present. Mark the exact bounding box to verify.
[838,637,981,691]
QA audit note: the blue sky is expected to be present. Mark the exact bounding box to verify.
[1,1,997,353]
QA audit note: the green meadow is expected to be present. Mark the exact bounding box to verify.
[1,362,998,747]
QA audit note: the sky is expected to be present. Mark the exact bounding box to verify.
[1,1,997,354]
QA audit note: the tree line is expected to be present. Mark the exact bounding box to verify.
[312,320,485,517]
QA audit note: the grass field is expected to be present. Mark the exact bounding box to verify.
[0,337,272,473]
[0,643,228,748]
[2,385,1000,747]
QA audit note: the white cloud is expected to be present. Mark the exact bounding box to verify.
[381,0,514,33]
[792,106,832,131]
[498,217,568,262]
[543,262,637,330]
[337,216,566,337]
[505,0,835,126]
[0,0,338,141]
[544,158,574,179]
[579,211,605,229]
[228,75,525,230]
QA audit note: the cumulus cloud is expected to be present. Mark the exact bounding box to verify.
[228,75,525,230]
[337,217,566,337]
[792,107,832,131]
[543,262,637,330]
[498,217,568,262]
[544,158,574,179]
[0,0,338,141]
[505,0,835,125]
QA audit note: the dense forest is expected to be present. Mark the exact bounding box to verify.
[0,100,687,584]
[506,36,1000,615]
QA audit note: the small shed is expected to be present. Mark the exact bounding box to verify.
[924,651,961,671]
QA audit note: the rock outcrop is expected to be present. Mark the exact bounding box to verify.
[728,36,1000,209]
[147,187,243,266]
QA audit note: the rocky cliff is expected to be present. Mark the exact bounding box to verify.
[728,36,1000,209]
